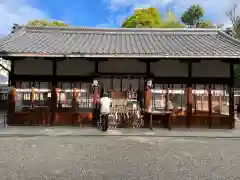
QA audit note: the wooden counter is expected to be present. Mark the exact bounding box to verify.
[144,109,231,129]
[10,106,94,126]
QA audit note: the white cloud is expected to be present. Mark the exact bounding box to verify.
[97,13,128,28]
[106,0,240,27]
[107,0,171,11]
[0,0,47,36]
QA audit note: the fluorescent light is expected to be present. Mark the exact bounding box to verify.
[16,89,87,93]
[151,89,225,95]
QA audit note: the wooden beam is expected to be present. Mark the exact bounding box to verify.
[0,63,10,73]
[87,58,108,62]
[10,59,15,86]
[138,58,159,62]
[50,59,57,126]
[179,59,201,63]
[221,59,240,64]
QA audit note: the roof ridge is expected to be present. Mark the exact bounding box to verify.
[16,24,221,34]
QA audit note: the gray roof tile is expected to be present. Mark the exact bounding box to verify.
[0,25,240,58]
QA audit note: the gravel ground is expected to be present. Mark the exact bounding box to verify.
[0,136,240,180]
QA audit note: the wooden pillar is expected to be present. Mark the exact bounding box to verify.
[50,59,57,126]
[186,62,192,128]
[229,63,234,129]
[8,71,10,87]
[208,84,212,128]
[7,59,16,124]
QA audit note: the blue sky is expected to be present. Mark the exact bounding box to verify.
[0,0,239,36]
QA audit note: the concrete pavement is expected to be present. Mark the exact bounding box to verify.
[1,126,240,138]
[0,136,240,180]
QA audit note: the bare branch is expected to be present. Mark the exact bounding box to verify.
[226,3,240,38]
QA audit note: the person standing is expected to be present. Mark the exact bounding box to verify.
[100,92,112,132]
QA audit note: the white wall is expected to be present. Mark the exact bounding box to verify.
[150,60,188,77]
[98,59,146,73]
[15,58,53,75]
[57,59,94,76]
[192,60,230,78]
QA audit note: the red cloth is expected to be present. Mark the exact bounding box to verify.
[93,87,100,105]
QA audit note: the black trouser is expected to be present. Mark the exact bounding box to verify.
[101,114,109,132]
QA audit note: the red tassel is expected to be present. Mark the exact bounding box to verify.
[56,88,58,102]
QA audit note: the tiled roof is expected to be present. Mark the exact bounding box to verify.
[0,25,240,59]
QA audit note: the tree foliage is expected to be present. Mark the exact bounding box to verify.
[28,20,68,27]
[161,9,184,28]
[181,4,204,27]
[121,8,184,28]
[196,20,213,28]
[121,8,162,28]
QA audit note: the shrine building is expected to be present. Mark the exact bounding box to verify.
[0,25,240,129]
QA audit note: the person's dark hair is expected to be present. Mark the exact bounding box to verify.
[103,92,108,97]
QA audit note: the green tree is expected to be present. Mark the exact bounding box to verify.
[181,4,204,27]
[196,20,213,28]
[196,21,224,29]
[121,8,162,28]
[161,9,184,28]
[28,20,68,27]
